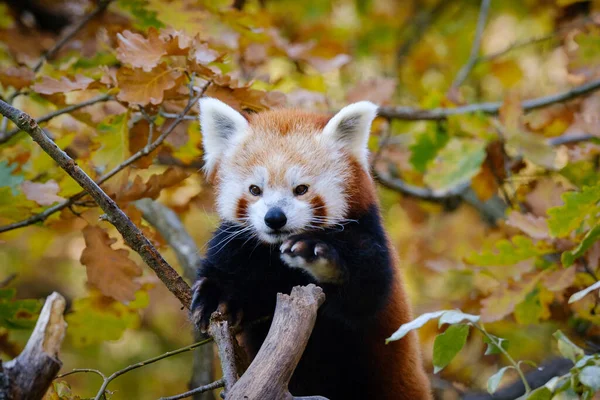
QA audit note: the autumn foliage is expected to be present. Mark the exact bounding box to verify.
[1,0,600,399]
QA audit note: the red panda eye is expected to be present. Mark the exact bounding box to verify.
[249,185,262,196]
[294,185,309,196]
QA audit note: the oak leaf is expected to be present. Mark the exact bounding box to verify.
[0,66,34,90]
[116,167,190,202]
[116,64,182,105]
[116,28,167,72]
[190,42,219,65]
[21,180,66,206]
[506,212,550,239]
[80,225,142,303]
[32,75,94,95]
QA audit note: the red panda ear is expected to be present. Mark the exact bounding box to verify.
[322,101,378,168]
[199,97,249,178]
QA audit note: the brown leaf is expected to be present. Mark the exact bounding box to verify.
[160,28,194,55]
[128,119,153,169]
[346,78,397,105]
[543,267,576,292]
[506,212,550,239]
[0,67,35,90]
[116,28,167,72]
[190,42,219,65]
[32,75,94,95]
[116,64,182,106]
[21,180,66,206]
[471,162,498,201]
[80,225,142,303]
[116,167,190,203]
[480,271,546,322]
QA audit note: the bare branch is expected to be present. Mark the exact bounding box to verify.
[374,169,470,202]
[135,199,200,280]
[208,313,240,394]
[159,379,225,400]
[448,0,491,91]
[0,94,113,144]
[226,284,327,400]
[0,99,192,309]
[378,78,600,120]
[32,0,114,72]
[3,292,66,400]
[0,84,208,234]
[547,133,597,146]
[93,339,213,400]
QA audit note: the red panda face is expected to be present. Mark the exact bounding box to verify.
[199,98,378,244]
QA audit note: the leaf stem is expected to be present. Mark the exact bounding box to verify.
[476,323,532,393]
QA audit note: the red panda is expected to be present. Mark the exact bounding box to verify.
[192,98,432,399]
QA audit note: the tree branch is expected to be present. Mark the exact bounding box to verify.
[2,292,66,400]
[0,94,113,144]
[32,0,114,72]
[93,338,213,400]
[135,199,200,281]
[159,379,225,400]
[0,99,192,309]
[0,84,208,234]
[226,284,327,400]
[378,78,600,120]
[448,0,491,91]
[134,198,215,400]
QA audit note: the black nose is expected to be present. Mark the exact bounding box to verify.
[264,207,287,230]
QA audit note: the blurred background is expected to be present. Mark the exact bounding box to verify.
[1,0,599,398]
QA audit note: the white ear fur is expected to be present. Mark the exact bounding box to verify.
[322,101,378,168]
[199,97,249,177]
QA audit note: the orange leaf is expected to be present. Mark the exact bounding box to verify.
[471,162,498,202]
[21,180,66,206]
[116,28,167,72]
[80,226,142,303]
[32,75,94,95]
[116,167,190,203]
[116,64,182,106]
[0,66,34,90]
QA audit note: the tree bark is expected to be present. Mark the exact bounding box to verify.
[2,292,67,400]
[225,284,327,400]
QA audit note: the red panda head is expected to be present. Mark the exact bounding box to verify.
[199,98,378,243]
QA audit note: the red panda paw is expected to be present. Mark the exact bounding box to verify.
[190,277,242,333]
[280,236,342,284]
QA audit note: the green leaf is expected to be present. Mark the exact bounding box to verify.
[514,288,543,325]
[547,184,600,238]
[116,0,165,30]
[466,235,551,266]
[487,366,514,394]
[438,310,480,327]
[66,291,145,347]
[409,123,448,173]
[0,160,24,195]
[93,112,130,174]
[483,334,508,355]
[424,138,487,191]
[386,310,446,343]
[569,281,600,304]
[432,324,470,373]
[553,330,585,363]
[562,224,600,267]
[580,366,600,391]
[527,387,552,400]
[0,288,42,329]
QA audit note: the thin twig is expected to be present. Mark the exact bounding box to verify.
[0,99,192,309]
[32,0,114,72]
[448,0,491,91]
[159,111,197,120]
[0,83,209,234]
[547,133,597,146]
[159,379,225,400]
[56,368,107,380]
[0,94,113,144]
[378,77,600,120]
[0,274,17,288]
[93,338,213,400]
